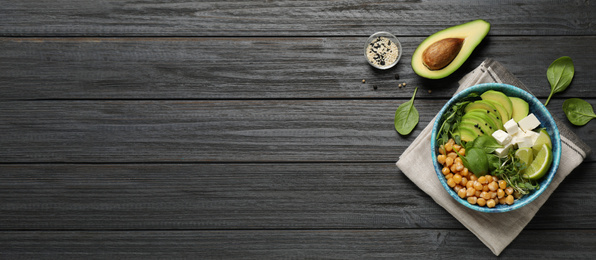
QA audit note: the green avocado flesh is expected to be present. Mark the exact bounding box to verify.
[484,100,510,124]
[412,20,490,79]
[481,90,513,118]
[460,116,494,135]
[464,101,502,123]
[465,109,503,130]
[457,127,477,142]
[509,96,529,122]
[462,113,498,135]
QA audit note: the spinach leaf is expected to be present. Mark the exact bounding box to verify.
[469,135,502,154]
[562,98,596,126]
[545,56,574,106]
[461,147,488,177]
[486,154,501,172]
[394,87,419,135]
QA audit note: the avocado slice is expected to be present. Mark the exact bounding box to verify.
[460,116,494,135]
[484,100,510,124]
[456,127,478,143]
[466,109,503,130]
[464,100,502,123]
[458,122,484,136]
[480,90,513,117]
[411,20,490,79]
[462,113,498,134]
[509,96,530,122]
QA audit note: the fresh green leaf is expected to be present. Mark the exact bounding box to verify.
[469,135,502,154]
[463,147,489,177]
[545,56,574,106]
[394,87,419,135]
[487,154,500,171]
[562,98,596,126]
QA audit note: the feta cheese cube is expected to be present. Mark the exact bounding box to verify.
[516,135,534,148]
[518,113,541,132]
[492,129,512,146]
[510,131,523,147]
[503,119,519,135]
[524,130,540,144]
[495,143,513,158]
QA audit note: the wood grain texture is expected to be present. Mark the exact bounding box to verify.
[0,229,594,259]
[1,1,594,37]
[1,36,595,100]
[0,99,592,163]
[0,162,594,231]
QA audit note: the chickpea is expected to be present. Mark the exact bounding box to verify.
[467,196,477,205]
[488,181,498,191]
[437,154,446,165]
[442,167,450,175]
[445,157,454,167]
[453,174,462,185]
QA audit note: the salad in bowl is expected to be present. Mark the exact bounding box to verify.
[430,83,561,213]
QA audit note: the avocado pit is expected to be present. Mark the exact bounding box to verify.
[422,38,464,70]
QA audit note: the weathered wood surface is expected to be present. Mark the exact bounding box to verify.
[0,99,592,163]
[1,36,594,100]
[2,0,595,258]
[1,1,594,37]
[1,229,595,259]
[0,162,594,231]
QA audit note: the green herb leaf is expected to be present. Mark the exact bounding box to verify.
[394,87,419,135]
[463,147,489,177]
[469,135,502,154]
[435,92,480,146]
[545,56,574,106]
[486,154,500,171]
[562,98,596,126]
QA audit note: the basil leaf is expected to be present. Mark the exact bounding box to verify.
[545,56,574,106]
[562,98,596,126]
[394,87,419,135]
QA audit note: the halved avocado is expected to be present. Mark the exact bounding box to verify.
[480,90,513,117]
[464,100,502,123]
[411,20,490,79]
[509,97,529,122]
[484,100,510,124]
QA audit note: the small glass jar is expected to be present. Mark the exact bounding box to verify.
[364,32,402,69]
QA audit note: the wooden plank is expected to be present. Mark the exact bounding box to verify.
[1,36,595,100]
[0,229,594,258]
[0,162,593,230]
[0,99,592,163]
[1,1,594,37]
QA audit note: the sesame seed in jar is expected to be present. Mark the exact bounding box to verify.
[366,36,399,69]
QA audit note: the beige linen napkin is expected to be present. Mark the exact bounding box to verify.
[396,58,591,256]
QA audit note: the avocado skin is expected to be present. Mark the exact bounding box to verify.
[411,20,490,79]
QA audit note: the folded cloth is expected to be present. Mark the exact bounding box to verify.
[396,58,591,256]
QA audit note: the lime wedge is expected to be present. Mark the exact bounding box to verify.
[515,147,534,167]
[523,144,553,180]
[532,129,552,156]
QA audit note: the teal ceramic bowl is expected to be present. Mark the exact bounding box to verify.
[430,83,561,213]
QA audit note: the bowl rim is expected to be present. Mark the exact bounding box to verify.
[364,31,402,70]
[430,83,561,213]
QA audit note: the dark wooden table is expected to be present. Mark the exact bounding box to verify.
[1,1,595,258]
